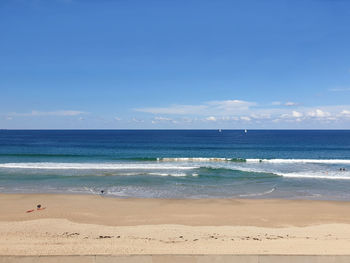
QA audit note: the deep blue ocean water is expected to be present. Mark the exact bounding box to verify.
[1,130,350,200]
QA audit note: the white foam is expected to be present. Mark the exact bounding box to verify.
[278,172,350,180]
[0,162,197,170]
[159,157,350,165]
[3,159,350,181]
[160,157,231,162]
[148,172,187,177]
[83,187,99,194]
[225,165,350,180]
[246,159,350,164]
[201,164,273,174]
[203,163,350,180]
[239,187,276,197]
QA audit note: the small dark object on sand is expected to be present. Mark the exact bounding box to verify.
[99,235,112,239]
[37,204,46,210]
[100,190,105,194]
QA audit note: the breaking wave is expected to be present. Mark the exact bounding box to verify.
[0,162,196,170]
[1,158,350,180]
[158,157,245,162]
[156,157,350,164]
[246,159,350,164]
[277,172,350,180]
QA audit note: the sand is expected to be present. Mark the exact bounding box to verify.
[1,194,350,255]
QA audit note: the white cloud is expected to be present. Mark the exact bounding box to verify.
[207,100,256,111]
[154,116,172,121]
[250,113,271,119]
[307,109,330,118]
[240,116,251,121]
[131,118,144,123]
[114,117,122,121]
[341,110,350,116]
[205,116,217,121]
[151,116,173,124]
[135,99,256,116]
[272,101,298,106]
[279,113,289,119]
[277,109,330,121]
[292,111,303,118]
[133,99,350,127]
[135,105,207,115]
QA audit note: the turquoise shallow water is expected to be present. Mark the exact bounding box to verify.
[1,130,350,200]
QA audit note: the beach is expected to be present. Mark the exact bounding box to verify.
[2,131,350,257]
[1,194,350,255]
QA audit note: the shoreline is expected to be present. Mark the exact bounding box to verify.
[1,193,350,255]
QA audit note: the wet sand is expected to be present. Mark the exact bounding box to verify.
[1,194,350,255]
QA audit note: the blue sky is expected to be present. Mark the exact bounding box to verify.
[1,0,350,129]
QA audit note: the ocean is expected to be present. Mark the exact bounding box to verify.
[1,130,350,200]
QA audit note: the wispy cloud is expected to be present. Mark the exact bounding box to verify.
[284,102,298,106]
[292,111,303,118]
[154,116,172,121]
[341,110,350,116]
[134,99,350,126]
[131,117,144,123]
[135,104,207,115]
[151,116,175,124]
[307,109,330,118]
[272,101,298,106]
[329,87,350,92]
[240,116,251,121]
[8,110,85,117]
[135,99,256,116]
[205,116,217,121]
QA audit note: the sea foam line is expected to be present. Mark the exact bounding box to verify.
[246,159,350,164]
[2,161,350,180]
[239,186,276,197]
[158,157,350,164]
[0,162,197,170]
[277,172,350,180]
[202,164,350,180]
[159,157,233,162]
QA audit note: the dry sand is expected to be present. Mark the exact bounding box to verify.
[1,194,350,255]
